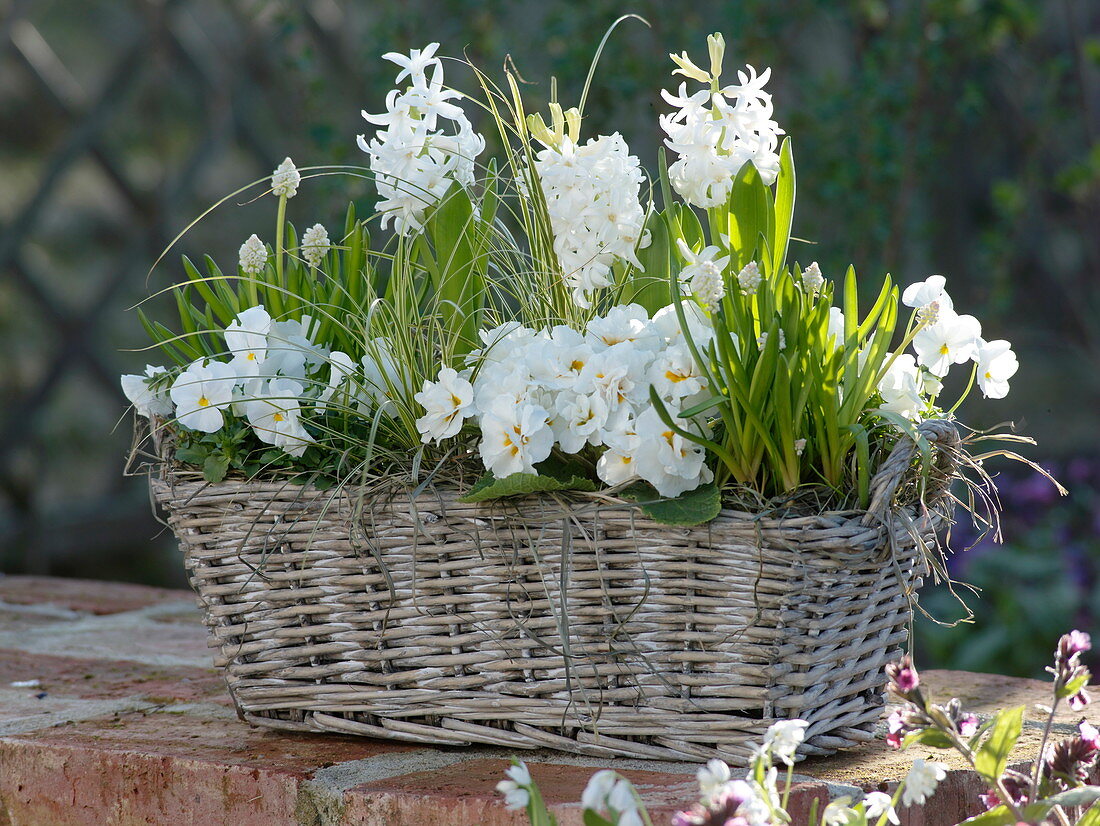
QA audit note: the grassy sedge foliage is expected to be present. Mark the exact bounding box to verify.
[123,31,1020,521]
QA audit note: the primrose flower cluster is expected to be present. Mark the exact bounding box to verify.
[416,302,716,497]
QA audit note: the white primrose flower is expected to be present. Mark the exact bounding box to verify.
[474,322,539,365]
[414,367,475,443]
[878,354,926,421]
[632,407,713,498]
[316,351,356,412]
[901,759,948,806]
[121,365,173,419]
[551,392,609,453]
[902,274,953,312]
[737,261,762,295]
[577,343,651,409]
[863,791,900,824]
[170,360,238,433]
[300,223,330,269]
[975,338,1018,399]
[585,304,657,350]
[224,305,272,379]
[649,343,707,402]
[270,157,301,198]
[596,428,641,487]
[763,719,808,766]
[244,378,313,457]
[801,261,824,293]
[478,399,554,477]
[696,759,731,804]
[913,309,982,377]
[238,234,267,275]
[533,132,650,309]
[651,302,715,349]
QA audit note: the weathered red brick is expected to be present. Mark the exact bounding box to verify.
[0,575,191,615]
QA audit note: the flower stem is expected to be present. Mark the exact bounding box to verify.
[275,193,288,295]
[945,363,976,417]
[1030,694,1060,801]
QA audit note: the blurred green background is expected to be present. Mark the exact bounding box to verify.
[1,0,1097,677]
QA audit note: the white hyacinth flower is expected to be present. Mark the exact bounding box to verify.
[238,234,267,275]
[902,759,948,806]
[121,365,173,419]
[244,378,313,457]
[696,759,731,804]
[763,719,808,766]
[975,338,1018,399]
[863,791,900,824]
[170,360,237,433]
[913,309,982,377]
[300,223,330,269]
[737,261,762,295]
[794,438,806,456]
[801,261,824,293]
[821,798,858,826]
[270,157,301,198]
[478,399,554,477]
[414,367,475,443]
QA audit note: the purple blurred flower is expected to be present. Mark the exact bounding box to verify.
[1061,630,1092,657]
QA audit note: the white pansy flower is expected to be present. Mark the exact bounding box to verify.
[317,351,355,411]
[238,234,267,275]
[801,261,824,293]
[913,309,981,377]
[225,305,272,379]
[360,338,404,417]
[270,157,301,198]
[863,791,899,824]
[737,261,762,295]
[245,378,313,457]
[121,365,173,419]
[414,367,475,443]
[632,407,713,498]
[763,719,807,766]
[170,360,237,433]
[975,338,1018,399]
[478,399,554,477]
[300,223,330,269]
[696,758,731,804]
[901,759,948,806]
[878,354,926,421]
[902,274,953,311]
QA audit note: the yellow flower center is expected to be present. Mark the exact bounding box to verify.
[939,344,950,355]
[984,371,992,379]
[273,412,284,423]
[198,396,210,407]
[665,370,688,383]
[247,352,257,361]
[571,359,585,371]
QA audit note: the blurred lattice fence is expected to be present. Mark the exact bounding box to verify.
[1,0,1098,587]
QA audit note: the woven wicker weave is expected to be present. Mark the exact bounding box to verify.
[151,419,958,764]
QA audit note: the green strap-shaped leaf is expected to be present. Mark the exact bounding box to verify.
[771,137,795,274]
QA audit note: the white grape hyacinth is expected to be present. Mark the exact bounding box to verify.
[120,365,173,419]
[737,261,762,295]
[238,234,267,275]
[270,157,301,198]
[414,367,475,443]
[801,261,824,293]
[300,223,330,269]
[170,360,238,433]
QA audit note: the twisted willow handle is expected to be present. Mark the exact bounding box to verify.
[861,419,961,527]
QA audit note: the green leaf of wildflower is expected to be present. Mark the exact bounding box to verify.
[1041,786,1100,809]
[1057,672,1090,700]
[901,727,955,750]
[955,804,1016,826]
[974,705,1025,783]
[582,811,615,826]
[1076,801,1100,826]
[625,482,722,526]
[174,446,207,467]
[459,472,597,503]
[202,453,230,483]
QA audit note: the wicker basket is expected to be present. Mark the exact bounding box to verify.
[151,420,958,764]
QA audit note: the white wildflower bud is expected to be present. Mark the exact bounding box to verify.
[801,261,824,293]
[300,223,330,269]
[271,157,301,198]
[759,329,786,351]
[238,234,267,275]
[794,438,806,456]
[690,260,726,310]
[917,300,941,327]
[737,261,762,295]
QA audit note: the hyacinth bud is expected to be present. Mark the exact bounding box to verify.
[271,157,301,199]
[707,33,725,83]
[917,300,941,327]
[801,261,824,294]
[737,261,762,295]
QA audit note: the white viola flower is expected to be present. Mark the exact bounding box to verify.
[763,719,808,767]
[414,367,475,443]
[649,343,707,402]
[596,428,641,487]
[878,354,926,421]
[317,351,356,411]
[121,365,173,419]
[581,770,618,812]
[863,791,900,824]
[265,318,329,381]
[360,338,404,417]
[533,132,650,308]
[737,261,762,295]
[902,274,953,312]
[238,234,267,275]
[478,399,554,477]
[244,378,313,457]
[300,223,330,269]
[225,305,272,378]
[270,157,301,198]
[828,306,845,347]
[975,338,1018,399]
[801,261,824,293]
[551,392,609,453]
[913,309,982,377]
[696,759,731,804]
[901,759,948,806]
[632,407,713,498]
[170,360,237,433]
[585,304,657,350]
